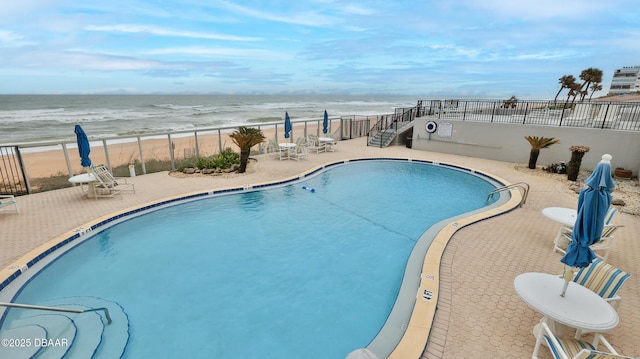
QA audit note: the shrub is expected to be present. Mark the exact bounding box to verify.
[192,148,240,170]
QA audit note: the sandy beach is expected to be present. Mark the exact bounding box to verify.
[20,122,328,178]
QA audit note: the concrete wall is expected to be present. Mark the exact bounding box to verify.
[412,116,640,176]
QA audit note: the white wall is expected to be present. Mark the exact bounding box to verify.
[412,117,640,176]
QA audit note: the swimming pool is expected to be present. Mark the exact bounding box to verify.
[0,159,506,358]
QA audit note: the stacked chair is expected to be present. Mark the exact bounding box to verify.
[90,164,135,199]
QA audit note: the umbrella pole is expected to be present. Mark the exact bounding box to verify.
[560,265,573,297]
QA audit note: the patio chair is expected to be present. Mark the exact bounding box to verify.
[532,322,633,359]
[266,138,281,160]
[90,164,135,199]
[573,259,630,312]
[307,135,325,154]
[554,224,624,263]
[290,140,309,161]
[324,133,338,152]
[604,207,618,225]
[0,195,19,213]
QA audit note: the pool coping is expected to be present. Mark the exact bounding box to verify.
[0,157,523,357]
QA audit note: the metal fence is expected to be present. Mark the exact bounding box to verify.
[416,99,640,131]
[0,116,380,195]
[0,146,30,195]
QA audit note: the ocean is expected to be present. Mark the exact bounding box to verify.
[0,94,418,145]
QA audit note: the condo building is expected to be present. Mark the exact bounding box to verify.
[608,65,640,95]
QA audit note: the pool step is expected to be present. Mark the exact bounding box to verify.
[0,296,129,359]
[2,313,77,358]
[0,324,47,358]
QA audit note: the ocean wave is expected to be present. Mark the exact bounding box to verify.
[1,94,418,143]
[151,103,205,110]
[247,116,282,123]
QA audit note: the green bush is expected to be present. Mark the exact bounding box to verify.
[192,148,240,170]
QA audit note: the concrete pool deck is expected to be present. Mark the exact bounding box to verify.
[2,137,639,358]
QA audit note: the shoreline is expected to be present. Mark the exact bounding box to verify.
[18,123,327,178]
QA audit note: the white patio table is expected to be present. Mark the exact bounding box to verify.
[542,207,578,246]
[278,143,297,160]
[514,272,619,338]
[68,173,98,198]
[542,207,577,227]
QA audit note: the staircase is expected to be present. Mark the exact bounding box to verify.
[0,297,129,359]
[367,106,417,148]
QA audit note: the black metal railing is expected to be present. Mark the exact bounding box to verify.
[416,99,640,131]
[367,106,418,147]
[0,146,30,195]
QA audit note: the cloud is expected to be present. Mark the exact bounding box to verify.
[215,0,337,27]
[86,24,261,42]
[0,30,37,46]
[145,46,292,60]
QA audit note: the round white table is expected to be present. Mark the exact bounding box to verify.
[542,207,578,249]
[318,137,335,151]
[514,272,619,335]
[278,143,297,160]
[68,173,98,198]
[542,207,577,227]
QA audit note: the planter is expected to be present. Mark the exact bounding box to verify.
[614,168,632,179]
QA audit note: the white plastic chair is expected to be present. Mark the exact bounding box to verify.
[266,139,281,160]
[554,224,624,263]
[324,133,338,152]
[290,138,309,161]
[553,208,620,263]
[90,164,135,199]
[0,195,19,213]
[306,135,325,153]
[532,322,633,359]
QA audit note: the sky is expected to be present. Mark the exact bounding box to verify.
[1,0,639,98]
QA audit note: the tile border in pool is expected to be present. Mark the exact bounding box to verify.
[0,157,523,358]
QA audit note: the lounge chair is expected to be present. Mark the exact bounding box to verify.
[532,322,633,359]
[0,195,19,213]
[90,164,135,199]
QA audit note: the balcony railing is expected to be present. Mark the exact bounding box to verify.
[416,99,640,131]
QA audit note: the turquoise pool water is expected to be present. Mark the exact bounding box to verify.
[1,160,499,358]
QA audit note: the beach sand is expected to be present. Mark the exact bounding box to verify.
[21,123,327,179]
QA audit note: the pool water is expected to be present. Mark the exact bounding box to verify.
[2,160,499,358]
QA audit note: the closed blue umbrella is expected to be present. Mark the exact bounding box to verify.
[322,110,329,134]
[560,154,615,295]
[74,124,92,168]
[284,112,292,140]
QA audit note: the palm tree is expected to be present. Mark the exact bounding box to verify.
[578,68,603,101]
[229,126,266,173]
[554,75,576,105]
[565,81,581,107]
[525,136,560,169]
[589,83,603,101]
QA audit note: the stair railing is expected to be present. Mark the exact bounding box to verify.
[486,182,530,208]
[367,106,418,147]
[0,302,112,324]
